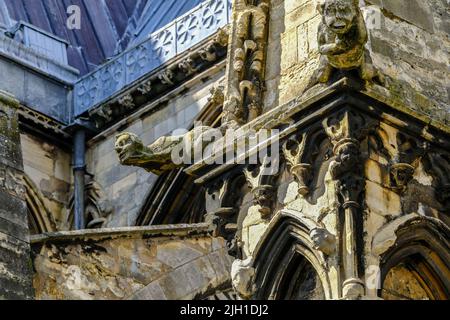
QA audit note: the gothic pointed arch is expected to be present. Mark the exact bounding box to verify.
[378,216,450,300]
[23,174,57,234]
[251,211,332,300]
[66,177,113,229]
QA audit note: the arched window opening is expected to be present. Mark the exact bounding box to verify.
[379,219,450,300]
[277,253,325,300]
[381,252,449,300]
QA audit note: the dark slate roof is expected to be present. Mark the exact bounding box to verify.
[2,0,147,75]
[1,0,207,76]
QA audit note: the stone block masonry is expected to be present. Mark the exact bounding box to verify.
[0,90,33,299]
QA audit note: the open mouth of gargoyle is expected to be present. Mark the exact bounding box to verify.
[332,21,347,30]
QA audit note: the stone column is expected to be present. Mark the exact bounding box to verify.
[0,90,33,299]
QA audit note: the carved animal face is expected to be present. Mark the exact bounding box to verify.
[114,132,144,165]
[310,228,336,255]
[318,0,359,34]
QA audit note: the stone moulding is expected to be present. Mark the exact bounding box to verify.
[185,78,450,183]
[75,0,232,118]
[30,223,211,245]
[17,105,71,140]
[222,0,271,128]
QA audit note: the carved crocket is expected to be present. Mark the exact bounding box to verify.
[312,0,383,84]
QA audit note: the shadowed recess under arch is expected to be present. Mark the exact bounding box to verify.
[379,217,450,300]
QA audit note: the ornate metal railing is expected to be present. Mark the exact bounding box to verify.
[74,0,232,117]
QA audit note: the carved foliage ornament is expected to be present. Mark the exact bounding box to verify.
[282,132,313,197]
[222,0,270,128]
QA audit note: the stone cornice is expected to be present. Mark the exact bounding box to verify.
[30,223,211,245]
[83,30,229,132]
[17,105,68,135]
[185,77,450,183]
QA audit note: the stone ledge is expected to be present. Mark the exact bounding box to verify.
[186,77,450,183]
[0,33,79,84]
[30,223,211,244]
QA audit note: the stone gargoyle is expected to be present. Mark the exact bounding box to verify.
[115,126,220,175]
[311,0,384,84]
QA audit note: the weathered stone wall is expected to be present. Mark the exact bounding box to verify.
[0,91,33,299]
[32,224,233,300]
[267,0,450,117]
[86,71,224,227]
[21,133,71,230]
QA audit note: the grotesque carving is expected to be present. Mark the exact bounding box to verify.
[283,133,312,197]
[208,82,225,106]
[310,227,336,256]
[115,132,182,175]
[231,257,257,300]
[312,0,383,84]
[244,157,279,219]
[390,163,415,193]
[329,139,360,179]
[115,127,221,175]
[199,27,229,62]
[178,58,198,75]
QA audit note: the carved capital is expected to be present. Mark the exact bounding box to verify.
[330,139,360,179]
[337,175,364,208]
[178,58,198,76]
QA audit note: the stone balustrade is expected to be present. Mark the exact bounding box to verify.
[74,0,232,117]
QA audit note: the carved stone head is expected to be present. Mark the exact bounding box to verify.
[317,0,359,34]
[390,163,415,192]
[310,227,336,255]
[115,132,145,165]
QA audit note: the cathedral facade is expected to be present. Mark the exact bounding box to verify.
[0,0,448,300]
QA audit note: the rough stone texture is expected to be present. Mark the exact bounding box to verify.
[0,90,33,299]
[21,133,71,230]
[85,71,224,228]
[32,225,233,300]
